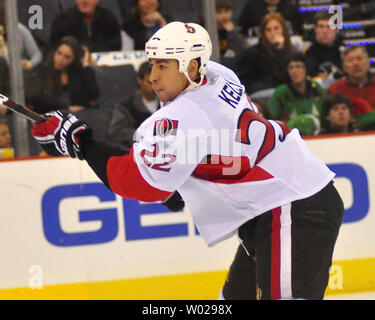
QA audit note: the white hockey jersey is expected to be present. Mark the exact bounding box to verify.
[132,61,335,246]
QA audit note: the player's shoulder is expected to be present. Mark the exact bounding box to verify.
[139,97,212,135]
[158,96,203,117]
[207,60,241,84]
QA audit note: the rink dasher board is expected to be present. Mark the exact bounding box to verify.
[0,132,374,298]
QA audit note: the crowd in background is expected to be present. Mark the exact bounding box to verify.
[1,0,375,158]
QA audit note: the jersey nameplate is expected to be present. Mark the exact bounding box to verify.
[218,79,244,109]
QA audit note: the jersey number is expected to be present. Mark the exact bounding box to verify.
[235,109,286,165]
[140,143,176,172]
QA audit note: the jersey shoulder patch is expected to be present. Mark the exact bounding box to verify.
[153,118,179,137]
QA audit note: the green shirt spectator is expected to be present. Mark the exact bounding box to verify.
[267,52,326,136]
[268,80,325,122]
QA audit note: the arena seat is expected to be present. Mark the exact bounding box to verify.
[93,65,140,106]
[76,106,114,142]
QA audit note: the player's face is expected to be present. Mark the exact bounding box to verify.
[76,0,99,15]
[54,44,75,71]
[0,123,11,148]
[149,59,189,102]
[326,103,351,129]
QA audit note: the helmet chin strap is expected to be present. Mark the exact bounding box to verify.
[183,71,204,90]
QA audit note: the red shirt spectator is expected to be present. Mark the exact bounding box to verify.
[328,47,375,130]
[328,47,375,110]
[328,77,375,111]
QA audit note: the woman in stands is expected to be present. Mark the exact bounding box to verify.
[235,12,301,94]
[26,36,99,114]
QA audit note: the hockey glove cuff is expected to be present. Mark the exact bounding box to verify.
[161,191,185,212]
[31,110,92,160]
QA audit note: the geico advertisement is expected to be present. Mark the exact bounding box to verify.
[0,133,374,289]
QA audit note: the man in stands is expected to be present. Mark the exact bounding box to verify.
[49,0,122,52]
[328,46,375,130]
[305,12,344,81]
[107,61,159,149]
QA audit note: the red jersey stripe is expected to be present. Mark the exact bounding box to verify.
[192,155,273,184]
[107,148,172,202]
[271,207,281,300]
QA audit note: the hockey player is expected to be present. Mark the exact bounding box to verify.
[31,22,344,300]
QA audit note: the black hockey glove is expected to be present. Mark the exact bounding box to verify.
[161,191,185,212]
[31,110,92,160]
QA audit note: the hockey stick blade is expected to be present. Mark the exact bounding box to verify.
[0,93,46,123]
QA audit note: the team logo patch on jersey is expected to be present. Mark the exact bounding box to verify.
[153,118,179,137]
[185,24,196,33]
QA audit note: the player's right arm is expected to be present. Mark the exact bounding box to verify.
[30,111,173,203]
[83,138,184,210]
[82,138,173,202]
[30,93,213,202]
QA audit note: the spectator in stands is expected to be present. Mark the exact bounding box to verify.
[0,56,9,116]
[329,46,375,107]
[121,0,173,51]
[81,45,97,67]
[319,93,358,134]
[268,52,326,133]
[49,0,122,53]
[117,0,137,22]
[328,46,375,130]
[305,12,344,83]
[238,0,302,37]
[216,0,246,58]
[0,3,42,70]
[235,12,297,94]
[26,36,100,114]
[0,118,11,148]
[0,118,14,159]
[107,61,159,149]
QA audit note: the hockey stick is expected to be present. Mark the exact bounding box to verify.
[0,93,46,122]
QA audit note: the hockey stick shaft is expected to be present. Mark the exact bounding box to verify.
[0,93,46,123]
